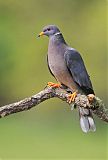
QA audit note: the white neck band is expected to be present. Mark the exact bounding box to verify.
[54,32,61,36]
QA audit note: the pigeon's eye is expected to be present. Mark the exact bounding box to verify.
[47,28,51,31]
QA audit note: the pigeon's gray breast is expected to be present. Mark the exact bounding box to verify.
[47,36,78,92]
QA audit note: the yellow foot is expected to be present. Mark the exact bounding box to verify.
[87,94,95,102]
[47,82,61,88]
[67,92,77,104]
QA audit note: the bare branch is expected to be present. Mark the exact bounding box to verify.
[0,86,108,123]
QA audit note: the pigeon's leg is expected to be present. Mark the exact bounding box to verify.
[87,94,95,102]
[67,91,77,104]
[47,82,61,88]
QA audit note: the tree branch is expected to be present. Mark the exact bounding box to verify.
[0,86,108,123]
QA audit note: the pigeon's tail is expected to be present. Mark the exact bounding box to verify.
[79,107,96,133]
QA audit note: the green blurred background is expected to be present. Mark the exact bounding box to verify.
[0,0,107,159]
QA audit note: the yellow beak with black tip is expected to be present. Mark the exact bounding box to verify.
[38,31,44,37]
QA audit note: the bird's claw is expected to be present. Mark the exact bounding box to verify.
[47,82,61,88]
[67,92,77,104]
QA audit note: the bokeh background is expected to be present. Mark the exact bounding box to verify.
[0,0,107,159]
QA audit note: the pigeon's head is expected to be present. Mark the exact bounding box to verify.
[38,25,60,38]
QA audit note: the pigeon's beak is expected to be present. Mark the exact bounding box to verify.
[38,31,44,37]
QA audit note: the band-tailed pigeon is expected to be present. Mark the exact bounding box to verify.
[38,25,96,133]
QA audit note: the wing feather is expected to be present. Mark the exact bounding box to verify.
[64,49,94,95]
[47,54,55,77]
